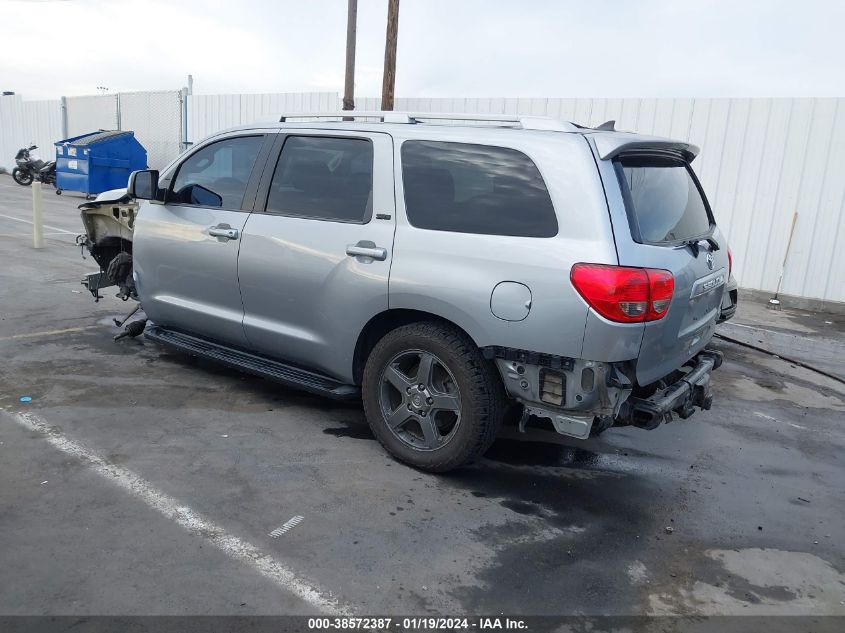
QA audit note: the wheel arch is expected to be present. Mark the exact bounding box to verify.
[352,308,481,385]
[89,235,133,270]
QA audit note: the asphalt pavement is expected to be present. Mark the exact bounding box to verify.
[1,174,843,616]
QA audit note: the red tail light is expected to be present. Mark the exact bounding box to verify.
[570,263,675,323]
[646,269,674,320]
[727,247,733,276]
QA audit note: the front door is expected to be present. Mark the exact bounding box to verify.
[134,133,272,347]
[238,131,396,382]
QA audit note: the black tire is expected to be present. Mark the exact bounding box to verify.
[55,189,62,195]
[589,416,613,437]
[12,168,33,186]
[362,321,505,472]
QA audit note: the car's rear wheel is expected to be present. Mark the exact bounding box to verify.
[362,321,505,472]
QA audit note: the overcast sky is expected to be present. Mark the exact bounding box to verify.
[2,0,844,100]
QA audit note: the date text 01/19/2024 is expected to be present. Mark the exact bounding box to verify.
[307,617,529,630]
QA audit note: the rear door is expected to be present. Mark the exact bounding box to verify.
[237,130,395,382]
[603,151,729,385]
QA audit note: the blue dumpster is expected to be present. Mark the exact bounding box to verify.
[55,130,147,196]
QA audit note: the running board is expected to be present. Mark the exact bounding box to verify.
[144,325,359,400]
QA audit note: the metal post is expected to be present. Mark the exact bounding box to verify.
[343,0,358,112]
[60,96,68,138]
[32,181,44,249]
[381,0,400,111]
[181,87,189,151]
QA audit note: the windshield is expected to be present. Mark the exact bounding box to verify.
[615,155,713,243]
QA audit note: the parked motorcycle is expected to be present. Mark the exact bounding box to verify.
[12,145,58,190]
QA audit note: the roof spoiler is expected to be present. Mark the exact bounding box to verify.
[592,133,700,162]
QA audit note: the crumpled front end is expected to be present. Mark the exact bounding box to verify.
[77,189,138,302]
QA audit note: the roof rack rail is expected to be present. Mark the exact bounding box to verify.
[277,111,578,132]
[279,111,410,123]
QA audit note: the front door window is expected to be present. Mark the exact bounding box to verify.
[171,136,264,209]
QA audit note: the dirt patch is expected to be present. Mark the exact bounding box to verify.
[648,548,845,615]
[729,376,845,411]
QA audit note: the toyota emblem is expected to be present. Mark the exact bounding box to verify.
[706,252,714,270]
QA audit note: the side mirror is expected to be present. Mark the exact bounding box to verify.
[187,184,222,207]
[127,169,160,200]
[29,145,37,150]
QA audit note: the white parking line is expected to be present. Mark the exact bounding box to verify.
[0,232,75,239]
[754,411,809,431]
[0,213,78,235]
[753,412,778,422]
[4,410,348,615]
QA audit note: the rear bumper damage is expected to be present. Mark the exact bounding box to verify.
[492,347,722,440]
[616,349,722,429]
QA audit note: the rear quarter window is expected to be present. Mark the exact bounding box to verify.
[401,141,558,238]
[615,155,713,244]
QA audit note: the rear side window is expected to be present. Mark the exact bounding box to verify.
[171,135,263,209]
[615,155,713,243]
[266,136,374,223]
[401,141,557,237]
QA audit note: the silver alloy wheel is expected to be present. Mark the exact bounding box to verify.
[378,349,462,451]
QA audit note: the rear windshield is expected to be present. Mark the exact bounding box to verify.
[615,155,713,243]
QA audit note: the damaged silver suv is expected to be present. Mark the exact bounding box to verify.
[80,112,732,472]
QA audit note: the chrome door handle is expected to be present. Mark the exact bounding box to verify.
[209,226,239,240]
[346,243,387,261]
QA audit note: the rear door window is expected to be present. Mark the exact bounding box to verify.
[615,155,713,244]
[265,135,374,223]
[401,141,557,237]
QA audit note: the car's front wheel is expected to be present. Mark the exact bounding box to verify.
[362,322,505,472]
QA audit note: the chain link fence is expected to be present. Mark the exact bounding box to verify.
[62,91,184,170]
[118,91,183,170]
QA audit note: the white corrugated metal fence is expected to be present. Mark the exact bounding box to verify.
[1,92,843,306]
[187,92,338,143]
[185,94,845,306]
[0,95,62,173]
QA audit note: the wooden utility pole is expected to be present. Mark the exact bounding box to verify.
[343,0,357,112]
[381,0,400,111]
